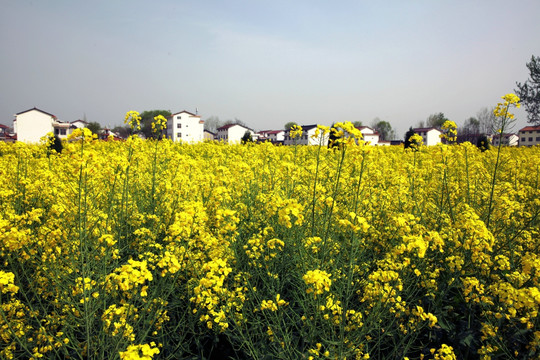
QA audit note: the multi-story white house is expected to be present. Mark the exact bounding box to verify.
[216,124,254,144]
[14,107,75,143]
[167,110,204,143]
[413,127,442,146]
[492,133,519,146]
[518,126,540,147]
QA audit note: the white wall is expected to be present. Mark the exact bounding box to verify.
[15,110,54,143]
[168,112,204,143]
[426,129,442,146]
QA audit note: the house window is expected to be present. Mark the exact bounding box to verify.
[529,137,533,141]
[60,129,66,135]
[54,129,59,135]
[177,133,181,138]
[177,116,181,120]
[522,137,526,142]
[536,137,540,141]
[177,123,182,128]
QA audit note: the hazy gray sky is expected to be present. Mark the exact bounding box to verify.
[1,0,539,137]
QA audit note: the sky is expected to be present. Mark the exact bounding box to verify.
[1,0,539,138]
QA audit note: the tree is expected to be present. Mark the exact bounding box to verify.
[462,117,480,135]
[352,121,363,128]
[327,123,342,149]
[284,122,298,130]
[515,55,540,124]
[426,113,448,128]
[204,116,223,133]
[458,117,480,143]
[86,121,102,134]
[404,127,416,149]
[371,118,395,141]
[47,134,63,154]
[241,131,253,144]
[476,134,491,152]
[476,107,497,134]
[112,125,131,139]
[139,110,172,139]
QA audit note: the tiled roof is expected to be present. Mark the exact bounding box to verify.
[15,107,57,118]
[217,123,254,132]
[519,125,540,132]
[171,110,200,117]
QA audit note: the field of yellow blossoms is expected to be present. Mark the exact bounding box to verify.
[1,107,540,359]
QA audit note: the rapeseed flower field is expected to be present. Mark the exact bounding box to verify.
[1,100,540,359]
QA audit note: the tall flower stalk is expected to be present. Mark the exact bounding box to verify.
[486,93,520,228]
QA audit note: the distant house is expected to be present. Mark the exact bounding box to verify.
[492,133,519,147]
[0,124,16,142]
[99,128,122,141]
[167,110,204,143]
[356,126,381,145]
[518,125,540,147]
[257,130,285,144]
[14,107,75,143]
[283,125,328,146]
[71,119,88,129]
[413,127,442,146]
[216,124,254,144]
[204,129,216,141]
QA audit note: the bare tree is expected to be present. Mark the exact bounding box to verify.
[204,116,223,133]
[476,107,497,134]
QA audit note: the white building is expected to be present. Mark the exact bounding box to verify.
[14,107,74,143]
[204,129,216,141]
[413,127,442,146]
[492,133,519,147]
[257,130,285,143]
[71,119,88,129]
[283,125,329,146]
[167,110,204,143]
[216,124,254,144]
[518,126,540,147]
[357,126,381,145]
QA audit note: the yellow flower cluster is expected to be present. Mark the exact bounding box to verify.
[303,269,332,296]
[440,120,458,143]
[119,342,160,360]
[106,259,153,297]
[0,271,19,295]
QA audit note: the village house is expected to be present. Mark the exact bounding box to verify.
[356,126,380,145]
[518,125,540,147]
[492,133,519,147]
[71,119,88,129]
[283,125,327,145]
[216,123,255,144]
[13,107,76,143]
[413,127,442,146]
[0,124,16,142]
[167,110,204,143]
[256,130,285,144]
[204,129,216,141]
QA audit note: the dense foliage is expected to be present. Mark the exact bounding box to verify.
[0,116,539,360]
